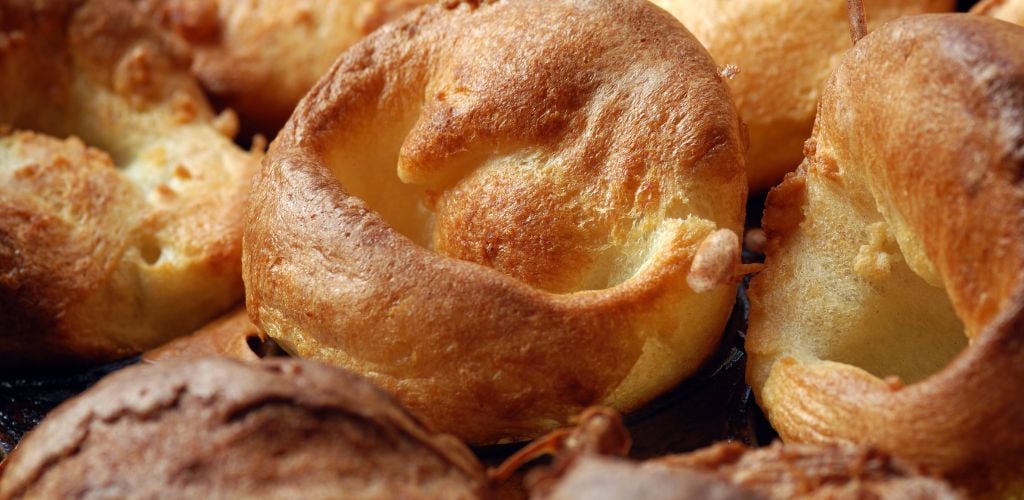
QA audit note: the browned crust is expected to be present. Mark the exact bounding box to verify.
[0,358,487,498]
[659,442,962,499]
[651,0,954,191]
[137,0,432,132]
[245,0,745,444]
[531,440,961,499]
[142,305,265,362]
[0,0,256,368]
[747,14,1024,496]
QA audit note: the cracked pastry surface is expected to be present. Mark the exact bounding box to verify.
[244,0,747,444]
[651,0,953,190]
[0,357,487,499]
[746,14,1024,497]
[0,0,256,369]
[533,443,962,500]
[517,410,961,500]
[137,0,431,132]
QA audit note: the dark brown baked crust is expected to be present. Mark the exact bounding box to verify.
[0,0,256,368]
[0,357,487,499]
[747,14,1024,496]
[244,0,746,444]
[512,409,960,499]
[658,442,962,499]
[529,441,961,499]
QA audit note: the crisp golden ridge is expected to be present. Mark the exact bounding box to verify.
[137,0,431,132]
[0,0,256,368]
[245,0,746,444]
[973,0,1024,23]
[747,14,1024,497]
[651,0,952,191]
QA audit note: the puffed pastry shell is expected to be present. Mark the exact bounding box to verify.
[244,0,747,444]
[0,0,256,368]
[747,14,1024,497]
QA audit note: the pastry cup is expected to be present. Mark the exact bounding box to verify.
[245,0,747,444]
[0,0,255,368]
[747,14,1024,496]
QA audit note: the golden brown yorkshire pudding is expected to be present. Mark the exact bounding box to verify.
[650,0,952,191]
[137,0,431,132]
[0,0,256,369]
[0,358,487,499]
[747,14,1024,496]
[973,0,1024,23]
[245,0,747,444]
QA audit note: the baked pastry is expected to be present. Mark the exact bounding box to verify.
[532,444,962,499]
[511,408,961,499]
[650,0,953,190]
[143,306,267,363]
[0,358,487,499]
[0,0,256,369]
[137,0,431,132]
[973,0,1024,23]
[245,0,747,444]
[747,14,1024,496]
[535,457,754,500]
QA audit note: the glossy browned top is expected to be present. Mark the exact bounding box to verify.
[246,0,746,444]
[138,0,431,132]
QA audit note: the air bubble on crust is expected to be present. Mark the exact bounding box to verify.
[138,234,163,265]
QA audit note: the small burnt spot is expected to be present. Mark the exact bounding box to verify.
[163,0,220,43]
[170,92,199,124]
[173,163,192,179]
[173,164,193,180]
[114,46,157,104]
[155,184,176,199]
[13,164,40,181]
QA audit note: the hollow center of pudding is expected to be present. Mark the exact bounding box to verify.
[325,74,719,295]
[329,122,691,295]
[792,170,967,385]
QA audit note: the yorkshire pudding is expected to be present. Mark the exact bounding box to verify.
[0,358,486,499]
[650,0,952,190]
[0,0,255,368]
[138,0,430,132]
[973,0,1024,23]
[535,444,962,499]
[245,0,747,444]
[508,409,960,499]
[747,14,1024,496]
